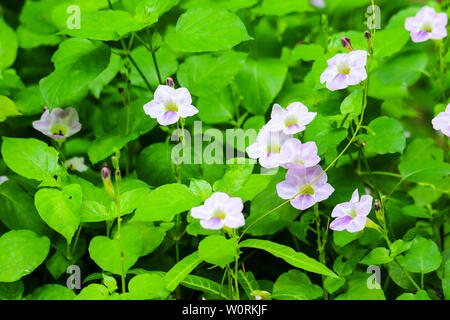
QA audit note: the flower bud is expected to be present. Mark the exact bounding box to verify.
[43,106,49,112]
[341,37,353,51]
[101,166,115,199]
[374,199,383,222]
[364,30,371,40]
[364,31,373,52]
[166,77,175,88]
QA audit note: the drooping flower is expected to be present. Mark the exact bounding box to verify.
[246,126,292,168]
[143,85,198,126]
[279,138,321,170]
[190,192,245,230]
[0,176,8,185]
[431,103,450,137]
[309,0,325,9]
[32,107,81,140]
[64,157,88,172]
[265,103,317,135]
[276,165,334,210]
[329,189,373,232]
[405,6,448,43]
[320,50,368,91]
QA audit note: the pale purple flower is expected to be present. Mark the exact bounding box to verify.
[143,85,198,126]
[320,50,368,91]
[405,6,447,43]
[64,157,88,172]
[32,107,81,140]
[329,189,373,233]
[265,103,316,135]
[431,104,450,137]
[190,192,245,230]
[310,0,325,9]
[276,165,334,210]
[0,176,8,185]
[279,138,321,169]
[246,126,292,168]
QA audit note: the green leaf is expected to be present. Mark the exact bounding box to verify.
[397,236,442,274]
[26,284,75,300]
[61,10,145,41]
[0,18,18,70]
[235,58,288,115]
[88,134,136,164]
[213,160,254,195]
[75,284,110,300]
[239,239,338,278]
[0,281,24,300]
[390,239,412,257]
[360,248,393,265]
[40,38,111,108]
[164,251,203,291]
[0,95,21,122]
[189,179,212,201]
[0,230,50,282]
[272,270,323,300]
[357,116,406,156]
[35,184,82,243]
[373,28,409,58]
[288,44,324,63]
[340,86,363,115]
[177,51,247,96]
[324,277,345,294]
[128,273,170,299]
[260,0,313,16]
[234,174,273,202]
[198,235,236,268]
[89,53,122,99]
[335,271,385,300]
[396,290,431,300]
[181,275,229,299]
[166,8,251,52]
[88,226,144,275]
[1,137,58,183]
[134,0,179,25]
[399,159,450,186]
[196,86,236,124]
[401,205,431,219]
[133,183,202,222]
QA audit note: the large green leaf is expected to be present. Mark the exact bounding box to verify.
[165,8,251,52]
[0,18,18,70]
[0,230,50,282]
[198,235,236,268]
[1,137,58,183]
[133,183,202,222]
[213,160,254,196]
[272,270,323,300]
[164,251,203,291]
[335,271,386,300]
[239,239,338,278]
[397,237,442,274]
[235,58,288,115]
[40,38,110,108]
[26,284,76,300]
[128,273,170,300]
[260,0,313,16]
[35,184,82,243]
[177,51,247,96]
[181,274,229,299]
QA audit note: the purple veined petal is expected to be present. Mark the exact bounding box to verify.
[173,87,193,106]
[350,189,360,204]
[157,110,179,126]
[355,195,373,216]
[290,194,315,210]
[284,124,303,134]
[347,67,367,85]
[246,142,261,159]
[346,215,367,232]
[191,205,210,220]
[320,66,337,84]
[347,50,368,68]
[331,203,352,218]
[410,30,430,42]
[178,104,199,118]
[144,100,165,118]
[259,152,280,168]
[429,26,448,40]
[200,217,225,230]
[224,197,244,214]
[326,74,348,91]
[265,118,286,132]
[314,183,335,202]
[276,180,299,199]
[153,85,175,103]
[223,211,245,229]
[404,16,420,32]
[330,216,352,231]
[270,104,285,121]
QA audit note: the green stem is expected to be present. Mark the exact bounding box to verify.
[146,29,163,85]
[314,204,328,300]
[233,230,240,300]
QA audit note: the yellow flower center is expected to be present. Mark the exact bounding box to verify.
[166,103,178,112]
[300,185,315,196]
[267,145,280,154]
[348,208,357,218]
[338,65,351,75]
[422,24,432,32]
[50,124,68,136]
[285,119,298,127]
[213,210,227,220]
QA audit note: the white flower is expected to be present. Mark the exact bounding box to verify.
[143,85,198,126]
[64,157,88,172]
[265,102,316,135]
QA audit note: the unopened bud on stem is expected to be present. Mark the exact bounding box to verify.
[101,166,115,199]
[364,30,373,52]
[341,37,354,51]
[374,199,383,222]
[166,77,175,88]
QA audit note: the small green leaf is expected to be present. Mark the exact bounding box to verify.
[360,247,393,265]
[0,95,21,122]
[181,274,229,299]
[198,235,236,268]
[189,179,212,201]
[0,18,18,70]
[128,273,170,300]
[272,270,323,300]
[397,236,442,274]
[340,86,363,115]
[26,284,75,300]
